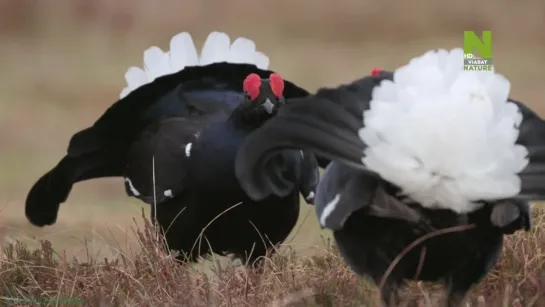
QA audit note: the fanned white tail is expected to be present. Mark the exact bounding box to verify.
[119,31,270,98]
[359,48,529,213]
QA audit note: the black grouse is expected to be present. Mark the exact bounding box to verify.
[26,31,320,266]
[235,48,543,305]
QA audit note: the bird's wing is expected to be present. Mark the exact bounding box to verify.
[235,74,387,201]
[236,66,545,213]
[490,198,532,233]
[123,117,203,205]
[509,100,545,201]
[315,161,422,230]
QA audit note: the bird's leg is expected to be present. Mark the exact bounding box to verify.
[443,275,474,307]
[444,231,503,307]
[444,290,468,307]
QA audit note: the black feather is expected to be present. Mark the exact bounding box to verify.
[235,75,387,201]
[235,71,537,305]
[150,114,319,265]
[25,153,123,226]
[26,62,308,227]
[26,61,320,267]
[68,63,308,156]
[511,99,545,200]
[333,191,504,307]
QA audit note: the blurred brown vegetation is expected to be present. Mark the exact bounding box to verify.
[0,0,544,305]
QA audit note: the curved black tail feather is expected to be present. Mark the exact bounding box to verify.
[25,153,123,226]
[235,73,388,202]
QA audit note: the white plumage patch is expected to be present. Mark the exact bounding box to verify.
[124,177,140,196]
[306,191,315,202]
[184,143,192,157]
[119,31,270,98]
[320,194,341,227]
[358,48,529,214]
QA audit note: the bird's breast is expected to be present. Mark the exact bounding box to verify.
[186,122,248,191]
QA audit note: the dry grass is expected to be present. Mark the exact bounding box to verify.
[0,207,543,306]
[1,0,545,305]
[2,0,544,255]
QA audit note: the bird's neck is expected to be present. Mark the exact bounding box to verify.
[187,121,249,190]
[229,103,269,131]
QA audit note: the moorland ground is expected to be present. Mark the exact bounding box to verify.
[0,1,544,305]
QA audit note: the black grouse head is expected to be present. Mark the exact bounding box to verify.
[237,72,286,124]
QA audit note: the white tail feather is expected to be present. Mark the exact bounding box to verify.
[169,32,199,72]
[228,37,257,64]
[199,32,231,67]
[119,31,270,98]
[359,48,529,213]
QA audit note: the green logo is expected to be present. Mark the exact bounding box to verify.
[463,31,493,71]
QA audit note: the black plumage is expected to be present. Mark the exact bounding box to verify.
[25,62,320,266]
[235,69,542,305]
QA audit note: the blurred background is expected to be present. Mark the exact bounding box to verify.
[0,0,544,260]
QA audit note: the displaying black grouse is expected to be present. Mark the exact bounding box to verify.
[235,48,544,305]
[25,31,320,266]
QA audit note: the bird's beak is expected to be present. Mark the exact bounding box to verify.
[262,98,275,114]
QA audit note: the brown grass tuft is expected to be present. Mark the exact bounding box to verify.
[0,207,544,306]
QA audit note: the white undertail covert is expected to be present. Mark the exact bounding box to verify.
[359,48,529,213]
[119,31,270,98]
